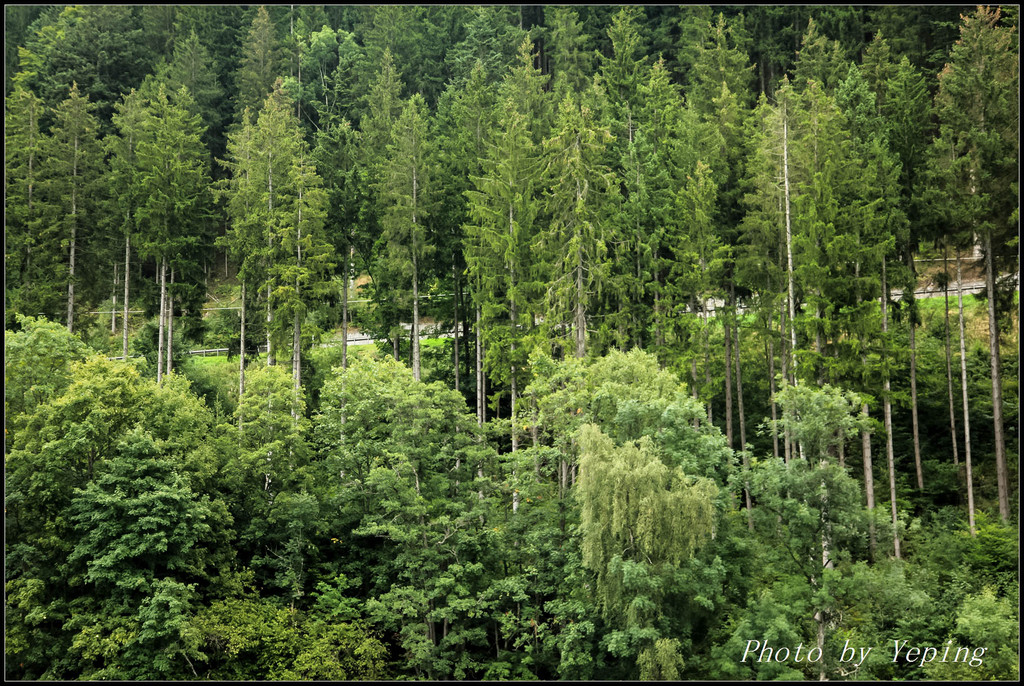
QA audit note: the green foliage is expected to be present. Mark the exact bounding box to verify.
[3,7,1018,682]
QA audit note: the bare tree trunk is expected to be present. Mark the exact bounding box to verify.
[767,317,779,461]
[783,113,797,383]
[453,261,460,391]
[111,262,118,333]
[167,268,174,377]
[881,260,900,559]
[943,243,959,466]
[294,181,304,416]
[123,233,130,360]
[412,165,421,381]
[510,203,517,451]
[691,355,700,430]
[158,256,166,384]
[266,285,274,365]
[956,248,976,536]
[67,137,78,334]
[734,303,752,530]
[862,402,876,557]
[293,303,301,418]
[703,302,712,424]
[412,253,421,381]
[780,301,791,464]
[240,280,246,430]
[341,247,349,369]
[476,303,484,425]
[814,300,824,386]
[575,249,585,359]
[724,309,734,449]
[982,229,1009,523]
[907,253,923,489]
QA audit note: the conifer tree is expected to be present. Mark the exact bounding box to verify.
[931,6,1017,523]
[4,86,50,326]
[359,49,406,358]
[159,30,224,155]
[134,84,211,382]
[218,108,261,411]
[541,92,616,359]
[237,6,280,117]
[545,7,594,99]
[438,61,495,417]
[42,82,104,334]
[465,96,540,450]
[107,88,147,359]
[313,118,364,371]
[381,94,433,381]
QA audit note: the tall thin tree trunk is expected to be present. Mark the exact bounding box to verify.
[293,180,303,416]
[734,300,752,530]
[167,268,174,377]
[862,402,876,557]
[341,247,349,369]
[881,260,900,559]
[783,113,797,383]
[453,261,460,391]
[293,304,301,418]
[412,254,421,381]
[767,312,779,461]
[267,144,275,367]
[123,233,130,360]
[412,167,421,381]
[907,253,923,489]
[943,243,959,465]
[67,136,78,333]
[982,229,1009,522]
[476,302,484,425]
[703,302,712,424]
[111,262,118,333]
[240,279,246,430]
[158,256,166,383]
[956,248,976,536]
[575,247,585,359]
[724,304,734,449]
[266,286,274,365]
[780,300,791,464]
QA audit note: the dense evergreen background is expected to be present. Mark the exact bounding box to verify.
[5,5,1018,680]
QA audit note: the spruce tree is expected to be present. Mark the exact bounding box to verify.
[41,82,104,333]
[381,94,433,380]
[465,96,540,450]
[931,6,1017,523]
[237,6,281,117]
[4,86,50,326]
[541,91,616,359]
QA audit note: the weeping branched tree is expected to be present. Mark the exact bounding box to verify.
[576,423,716,680]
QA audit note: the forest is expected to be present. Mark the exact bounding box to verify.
[3,4,1019,681]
